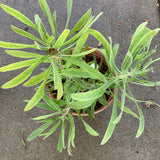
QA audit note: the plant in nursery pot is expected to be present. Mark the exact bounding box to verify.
[1,0,160,155]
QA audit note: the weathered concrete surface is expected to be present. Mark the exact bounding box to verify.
[0,0,160,160]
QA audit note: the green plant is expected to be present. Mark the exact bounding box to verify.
[1,0,160,155]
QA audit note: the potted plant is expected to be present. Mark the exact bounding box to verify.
[1,0,160,155]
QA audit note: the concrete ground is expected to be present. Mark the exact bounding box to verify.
[1,0,160,160]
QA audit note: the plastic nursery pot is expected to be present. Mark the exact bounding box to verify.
[47,47,115,116]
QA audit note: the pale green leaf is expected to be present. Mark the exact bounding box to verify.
[65,0,73,29]
[79,113,99,136]
[5,50,42,58]
[43,95,62,113]
[33,112,59,120]
[62,57,106,82]
[40,121,61,139]
[1,56,46,89]
[70,100,94,109]
[0,4,37,30]
[27,121,52,141]
[61,68,96,79]
[0,41,36,49]
[23,71,46,87]
[71,79,115,101]
[0,59,38,72]
[54,29,70,48]
[24,80,46,111]
[69,8,91,36]
[101,85,118,145]
[11,25,46,45]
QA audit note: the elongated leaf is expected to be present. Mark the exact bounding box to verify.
[24,80,46,111]
[11,25,46,45]
[65,0,73,29]
[33,112,59,120]
[43,95,62,112]
[23,71,46,87]
[112,44,119,60]
[87,29,110,65]
[52,11,57,39]
[61,68,96,79]
[27,121,52,141]
[130,22,148,46]
[57,120,66,152]
[72,33,89,55]
[0,4,37,30]
[71,79,114,101]
[0,59,38,72]
[113,82,126,124]
[70,100,94,109]
[39,0,52,19]
[39,0,55,38]
[101,85,118,145]
[79,113,99,136]
[62,17,93,47]
[51,58,63,100]
[1,56,46,89]
[0,41,36,49]
[63,57,106,82]
[121,51,132,71]
[35,14,48,41]
[68,114,75,147]
[5,50,42,58]
[36,102,58,111]
[62,48,96,58]
[54,29,70,48]
[126,84,145,138]
[40,121,61,139]
[117,100,139,119]
[69,8,91,36]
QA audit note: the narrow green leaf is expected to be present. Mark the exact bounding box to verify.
[71,79,115,101]
[11,25,46,45]
[117,100,139,119]
[40,121,61,139]
[63,57,106,82]
[43,95,62,112]
[36,102,58,111]
[0,4,37,30]
[87,29,110,65]
[51,58,63,100]
[79,113,99,136]
[61,68,96,79]
[39,0,55,38]
[65,0,73,29]
[70,100,94,109]
[54,29,70,48]
[62,17,93,47]
[33,112,59,120]
[24,80,46,111]
[5,50,42,58]
[112,43,119,60]
[34,14,48,41]
[121,51,132,71]
[23,71,46,87]
[68,114,75,147]
[0,59,38,72]
[72,33,89,55]
[57,120,66,152]
[27,121,52,141]
[39,0,52,19]
[69,9,91,36]
[101,85,118,145]
[0,41,36,49]
[113,82,126,124]
[126,84,145,138]
[1,56,46,89]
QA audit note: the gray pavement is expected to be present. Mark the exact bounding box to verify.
[1,0,160,160]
